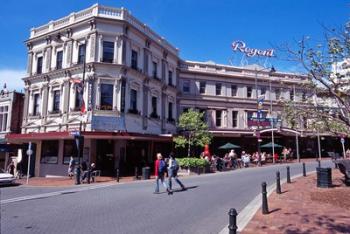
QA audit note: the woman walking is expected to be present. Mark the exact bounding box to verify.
[168,153,186,191]
[154,153,172,195]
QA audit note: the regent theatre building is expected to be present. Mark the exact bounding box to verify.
[7,4,343,177]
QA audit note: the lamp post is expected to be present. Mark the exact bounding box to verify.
[255,66,276,166]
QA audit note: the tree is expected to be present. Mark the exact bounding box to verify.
[280,21,350,136]
[173,109,212,157]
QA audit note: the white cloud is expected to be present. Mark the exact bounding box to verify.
[0,69,26,92]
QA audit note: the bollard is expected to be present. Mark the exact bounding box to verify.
[116,168,120,183]
[318,160,321,168]
[75,166,81,185]
[302,163,306,177]
[286,166,291,183]
[134,167,138,180]
[276,171,281,194]
[87,169,91,184]
[228,208,238,234]
[262,182,269,214]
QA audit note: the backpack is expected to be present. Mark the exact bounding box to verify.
[172,159,179,172]
[158,160,167,174]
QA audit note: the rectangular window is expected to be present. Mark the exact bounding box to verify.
[75,85,83,110]
[216,83,222,95]
[275,89,280,100]
[302,92,306,101]
[131,50,138,69]
[231,85,237,97]
[168,102,173,121]
[168,71,173,86]
[103,41,114,63]
[130,89,137,111]
[33,94,40,116]
[183,80,190,93]
[216,110,222,127]
[232,111,238,128]
[41,140,59,164]
[260,87,266,96]
[37,56,43,74]
[56,51,63,69]
[78,44,86,64]
[53,90,60,112]
[199,81,206,94]
[63,140,78,164]
[100,84,113,110]
[120,80,126,113]
[0,106,9,132]
[152,61,158,79]
[290,89,294,101]
[247,87,253,98]
[151,96,158,118]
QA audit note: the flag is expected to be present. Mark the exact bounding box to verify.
[70,78,86,114]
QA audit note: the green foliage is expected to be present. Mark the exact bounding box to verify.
[177,158,209,168]
[173,109,213,153]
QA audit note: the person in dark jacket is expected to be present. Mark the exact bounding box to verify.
[168,153,186,191]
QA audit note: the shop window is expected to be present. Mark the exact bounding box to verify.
[41,140,59,164]
[63,140,78,164]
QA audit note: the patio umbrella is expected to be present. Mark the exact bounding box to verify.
[260,142,283,148]
[218,142,241,149]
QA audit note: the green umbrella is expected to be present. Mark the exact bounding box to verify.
[260,142,283,148]
[218,142,241,149]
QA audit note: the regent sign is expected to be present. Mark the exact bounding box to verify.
[231,40,274,57]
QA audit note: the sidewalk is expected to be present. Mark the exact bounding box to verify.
[16,175,156,187]
[242,169,350,233]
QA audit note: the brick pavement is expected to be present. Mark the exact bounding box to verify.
[242,169,350,234]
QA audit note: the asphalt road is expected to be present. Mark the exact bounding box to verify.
[1,161,332,234]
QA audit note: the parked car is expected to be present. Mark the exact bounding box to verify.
[0,169,16,185]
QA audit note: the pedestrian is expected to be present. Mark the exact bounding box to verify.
[81,160,88,182]
[154,153,172,195]
[68,156,75,178]
[7,160,15,175]
[241,151,250,167]
[168,153,186,191]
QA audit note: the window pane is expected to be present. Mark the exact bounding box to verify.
[231,85,237,96]
[183,81,190,93]
[130,89,137,110]
[56,51,63,69]
[232,111,238,128]
[103,41,114,63]
[100,84,113,110]
[131,50,138,69]
[247,87,252,98]
[200,82,206,94]
[63,140,78,164]
[168,71,173,85]
[153,62,157,78]
[216,83,221,95]
[37,57,43,74]
[216,110,222,127]
[53,90,60,112]
[41,140,59,164]
[78,44,86,64]
[33,94,40,115]
[168,102,173,119]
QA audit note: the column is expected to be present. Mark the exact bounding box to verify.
[23,87,30,123]
[66,40,73,67]
[98,34,103,62]
[89,33,97,62]
[45,47,52,72]
[113,80,118,111]
[34,141,41,177]
[47,85,53,113]
[27,52,33,76]
[113,37,118,64]
[63,80,70,114]
[142,84,148,130]
[143,48,149,75]
[95,79,101,109]
[41,84,49,117]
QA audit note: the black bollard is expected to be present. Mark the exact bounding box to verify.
[262,182,269,214]
[228,208,238,234]
[116,168,120,183]
[87,169,91,184]
[75,166,81,185]
[134,167,138,180]
[302,163,306,177]
[276,171,281,194]
[318,160,321,168]
[286,166,291,183]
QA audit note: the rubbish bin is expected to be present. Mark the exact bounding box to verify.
[142,167,150,180]
[317,167,332,188]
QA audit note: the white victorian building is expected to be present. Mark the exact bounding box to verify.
[9,4,178,176]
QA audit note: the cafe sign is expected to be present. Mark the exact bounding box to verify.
[231,40,274,57]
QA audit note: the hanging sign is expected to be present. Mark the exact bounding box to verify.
[231,40,274,57]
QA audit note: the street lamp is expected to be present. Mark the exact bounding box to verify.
[255,66,276,166]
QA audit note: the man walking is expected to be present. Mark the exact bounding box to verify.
[154,153,172,195]
[168,153,186,191]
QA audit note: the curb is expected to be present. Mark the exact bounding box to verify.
[219,171,316,234]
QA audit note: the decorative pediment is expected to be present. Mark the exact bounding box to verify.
[130,80,141,90]
[149,88,160,97]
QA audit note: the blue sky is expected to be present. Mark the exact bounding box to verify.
[0,0,349,91]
